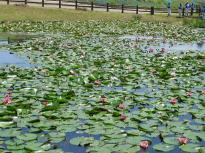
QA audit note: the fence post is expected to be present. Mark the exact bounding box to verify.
[199,7,201,16]
[121,4,124,13]
[106,3,109,12]
[151,6,154,15]
[42,0,44,7]
[7,0,9,5]
[191,8,193,16]
[25,0,27,5]
[91,1,93,11]
[75,0,77,10]
[59,0,61,8]
[136,5,138,14]
[182,7,185,16]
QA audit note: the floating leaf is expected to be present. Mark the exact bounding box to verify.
[153,143,175,152]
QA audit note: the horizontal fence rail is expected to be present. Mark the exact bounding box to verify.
[2,0,202,16]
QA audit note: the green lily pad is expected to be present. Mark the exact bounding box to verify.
[153,143,175,152]
[179,144,201,153]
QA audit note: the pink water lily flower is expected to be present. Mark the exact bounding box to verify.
[160,48,166,53]
[186,92,192,97]
[178,137,189,145]
[118,103,126,109]
[201,90,205,95]
[3,94,12,105]
[94,80,101,86]
[170,98,177,105]
[99,95,107,104]
[148,48,154,53]
[120,114,127,121]
[42,100,48,107]
[140,140,149,150]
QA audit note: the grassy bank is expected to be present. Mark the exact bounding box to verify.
[0,5,204,28]
[0,5,133,21]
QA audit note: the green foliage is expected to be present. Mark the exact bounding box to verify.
[183,18,205,28]
[0,19,204,153]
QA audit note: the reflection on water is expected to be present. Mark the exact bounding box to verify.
[0,51,34,68]
[120,34,205,52]
[119,35,162,41]
[0,32,40,45]
[56,132,100,153]
[143,41,205,52]
[0,32,40,68]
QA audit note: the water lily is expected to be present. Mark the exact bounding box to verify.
[94,80,101,86]
[160,48,166,53]
[100,95,107,104]
[170,98,177,105]
[120,114,127,121]
[69,70,76,75]
[118,103,126,109]
[148,48,154,53]
[140,140,149,150]
[186,91,192,97]
[42,100,48,106]
[201,90,205,95]
[12,116,18,122]
[170,71,176,77]
[3,94,12,105]
[178,137,189,145]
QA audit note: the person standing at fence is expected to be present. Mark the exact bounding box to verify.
[178,3,182,17]
[185,2,190,16]
[191,3,194,11]
[203,5,205,20]
[167,2,171,16]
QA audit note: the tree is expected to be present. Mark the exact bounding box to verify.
[195,0,205,5]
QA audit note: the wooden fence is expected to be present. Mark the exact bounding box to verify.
[2,0,202,15]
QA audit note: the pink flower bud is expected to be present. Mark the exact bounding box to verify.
[178,137,189,145]
[186,92,192,97]
[140,140,149,150]
[120,114,127,121]
[118,103,126,109]
[99,95,107,104]
[170,98,177,105]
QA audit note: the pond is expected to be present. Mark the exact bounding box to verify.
[0,51,34,68]
[0,21,204,153]
[142,41,205,53]
[120,35,205,53]
[0,32,41,68]
[0,32,40,45]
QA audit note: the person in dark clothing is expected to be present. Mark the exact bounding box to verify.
[167,2,171,16]
[178,3,182,17]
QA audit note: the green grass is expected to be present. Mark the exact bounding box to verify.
[0,5,134,21]
[183,18,205,28]
[0,5,204,28]
[136,14,202,26]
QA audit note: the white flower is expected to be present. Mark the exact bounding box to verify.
[12,116,18,122]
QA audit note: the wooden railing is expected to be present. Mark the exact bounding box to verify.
[2,0,202,16]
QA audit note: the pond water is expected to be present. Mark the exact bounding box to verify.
[0,51,34,68]
[119,35,162,41]
[0,32,41,45]
[0,32,204,153]
[120,35,205,52]
[0,32,40,68]
[142,41,205,53]
[57,132,100,153]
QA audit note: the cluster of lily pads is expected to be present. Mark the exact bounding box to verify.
[0,20,204,153]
